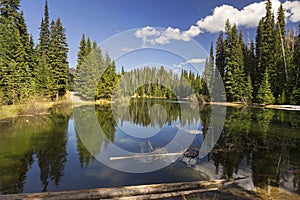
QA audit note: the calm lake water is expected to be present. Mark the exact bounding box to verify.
[0,100,299,195]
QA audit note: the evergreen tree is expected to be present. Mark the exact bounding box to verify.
[224,21,245,101]
[0,0,34,104]
[48,18,69,99]
[76,44,104,100]
[215,31,225,79]
[254,0,275,100]
[203,42,214,91]
[244,40,255,79]
[237,29,246,97]
[38,0,50,55]
[261,0,275,77]
[289,24,300,104]
[96,56,119,99]
[272,4,288,100]
[17,11,35,91]
[0,0,20,22]
[35,52,53,97]
[243,75,253,104]
[86,37,92,55]
[77,34,87,66]
[254,19,264,98]
[35,0,53,97]
[257,71,275,105]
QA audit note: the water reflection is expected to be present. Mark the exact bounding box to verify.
[212,107,300,193]
[0,101,299,195]
[74,100,203,173]
[0,114,69,194]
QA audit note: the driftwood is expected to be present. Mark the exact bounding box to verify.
[110,152,183,161]
[110,148,201,161]
[0,179,232,200]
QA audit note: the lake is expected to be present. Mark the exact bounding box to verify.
[0,99,299,196]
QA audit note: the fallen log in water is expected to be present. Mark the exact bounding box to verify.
[110,148,201,161]
[110,152,183,160]
[0,179,233,200]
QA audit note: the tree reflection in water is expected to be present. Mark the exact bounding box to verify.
[0,102,299,195]
[0,114,69,194]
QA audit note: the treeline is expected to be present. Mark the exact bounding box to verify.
[118,66,209,100]
[75,35,207,101]
[207,0,300,105]
[75,43,212,100]
[0,0,69,105]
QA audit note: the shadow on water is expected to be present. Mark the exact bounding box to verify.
[0,100,299,197]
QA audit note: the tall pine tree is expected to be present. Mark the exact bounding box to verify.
[0,0,33,104]
[215,31,225,79]
[203,42,214,91]
[38,0,50,56]
[272,4,288,101]
[224,20,245,101]
[48,18,69,99]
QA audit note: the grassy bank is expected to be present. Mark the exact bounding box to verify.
[0,94,72,120]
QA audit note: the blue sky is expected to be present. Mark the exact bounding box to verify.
[20,0,300,72]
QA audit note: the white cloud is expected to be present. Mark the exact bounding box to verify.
[175,58,206,68]
[135,26,160,38]
[182,58,206,65]
[196,1,282,33]
[284,1,300,22]
[121,47,134,51]
[154,27,190,45]
[135,0,300,45]
[135,26,160,47]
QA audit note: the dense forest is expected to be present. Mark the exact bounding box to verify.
[1,0,300,106]
[207,0,300,105]
[0,0,69,105]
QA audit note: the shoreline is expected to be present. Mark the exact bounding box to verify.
[1,97,299,121]
[209,101,300,111]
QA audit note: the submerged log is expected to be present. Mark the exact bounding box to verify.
[110,148,201,161]
[0,179,232,200]
[110,152,183,160]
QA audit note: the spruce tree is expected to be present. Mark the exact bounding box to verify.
[261,0,275,78]
[0,0,34,104]
[254,0,275,101]
[224,21,244,101]
[243,75,253,104]
[38,0,50,55]
[86,37,92,55]
[48,18,69,99]
[244,40,255,79]
[17,11,35,92]
[203,42,214,91]
[257,71,275,105]
[75,34,88,91]
[77,44,104,100]
[272,4,288,100]
[77,34,87,66]
[215,31,225,79]
[254,19,264,98]
[0,0,20,22]
[289,24,300,104]
[97,54,119,99]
